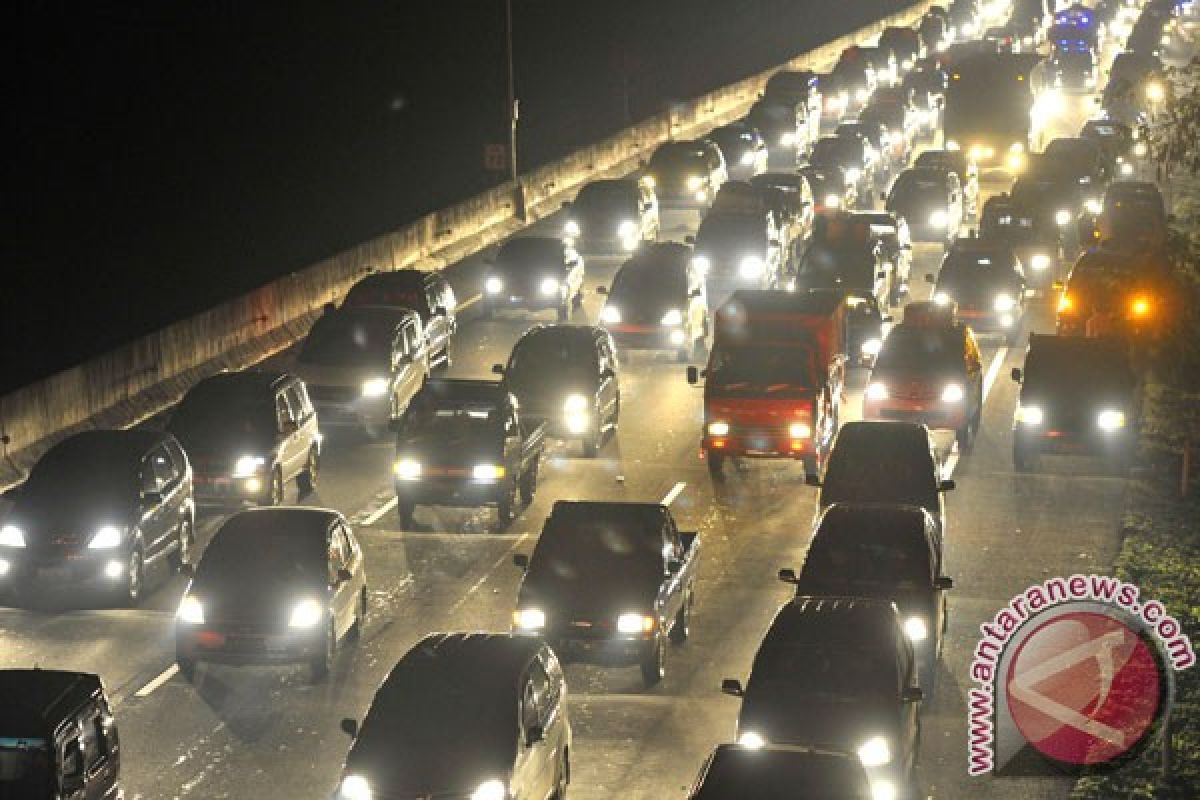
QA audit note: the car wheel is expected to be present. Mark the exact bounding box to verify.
[518,461,538,505]
[347,588,367,641]
[265,467,284,506]
[297,447,320,496]
[310,620,335,683]
[176,654,197,683]
[669,591,692,644]
[169,518,194,572]
[640,634,666,687]
[706,452,725,479]
[397,500,417,528]
[123,548,144,607]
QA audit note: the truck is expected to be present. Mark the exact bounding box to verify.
[687,290,847,478]
[391,379,545,529]
[942,53,1040,169]
[511,500,699,687]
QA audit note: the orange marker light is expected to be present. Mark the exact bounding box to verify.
[1057,293,1073,313]
[1131,297,1151,316]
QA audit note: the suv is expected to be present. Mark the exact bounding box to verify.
[168,371,320,506]
[342,269,457,369]
[482,238,586,321]
[644,140,728,208]
[0,669,121,799]
[336,633,572,800]
[563,178,659,254]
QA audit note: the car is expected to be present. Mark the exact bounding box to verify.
[744,99,809,170]
[762,69,823,144]
[1043,137,1110,200]
[707,121,770,180]
[175,507,367,682]
[781,503,952,691]
[856,45,899,87]
[1101,52,1165,125]
[859,97,918,171]
[912,149,978,220]
[0,669,122,799]
[834,121,887,180]
[901,60,947,133]
[687,744,874,799]
[391,379,545,528]
[1055,246,1169,341]
[1092,180,1168,250]
[851,210,913,305]
[1047,40,1098,92]
[918,11,949,52]
[1009,155,1085,251]
[482,237,586,321]
[598,242,709,362]
[0,430,194,606]
[977,192,1059,284]
[336,633,572,800]
[878,26,924,72]
[864,302,984,449]
[294,305,429,434]
[832,47,879,111]
[1011,334,1139,471]
[929,237,1027,343]
[168,371,320,507]
[810,135,874,203]
[512,500,699,687]
[562,178,659,255]
[795,239,891,313]
[885,166,964,244]
[982,23,1021,52]
[812,287,890,368]
[748,172,816,246]
[1079,118,1135,177]
[644,139,728,208]
[342,269,457,369]
[691,207,785,294]
[495,325,620,457]
[800,163,857,211]
[721,597,923,800]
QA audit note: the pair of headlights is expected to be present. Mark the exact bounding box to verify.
[1017,406,1126,431]
[483,277,561,296]
[705,421,811,439]
[0,524,124,550]
[738,730,893,768]
[867,383,964,403]
[513,608,655,634]
[393,460,507,482]
[338,775,506,800]
[177,595,324,629]
[599,307,683,326]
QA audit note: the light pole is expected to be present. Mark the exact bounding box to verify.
[505,0,518,184]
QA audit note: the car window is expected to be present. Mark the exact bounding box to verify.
[335,523,356,562]
[521,679,540,732]
[82,703,113,770]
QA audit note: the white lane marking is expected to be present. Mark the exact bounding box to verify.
[134,664,179,698]
[448,534,530,615]
[944,346,1009,480]
[458,292,482,310]
[661,481,687,506]
[361,496,399,526]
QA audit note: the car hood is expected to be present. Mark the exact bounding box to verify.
[191,574,327,626]
[739,694,900,751]
[10,498,134,542]
[345,720,513,796]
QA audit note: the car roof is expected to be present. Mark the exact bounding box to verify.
[1025,332,1132,368]
[620,243,691,273]
[548,500,668,526]
[833,420,934,450]
[418,379,508,406]
[323,304,418,325]
[0,670,103,738]
[695,745,870,798]
[213,507,340,541]
[816,502,933,537]
[516,323,604,344]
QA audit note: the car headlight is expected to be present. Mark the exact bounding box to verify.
[707,421,730,436]
[1031,253,1051,271]
[233,455,266,477]
[1016,405,1044,425]
[871,779,897,800]
[888,131,904,146]
[904,616,928,642]
[902,58,914,70]
[929,209,948,228]
[642,174,656,189]
[780,132,798,147]
[1097,410,1126,431]
[471,779,507,800]
[288,598,324,629]
[857,735,892,767]
[0,525,26,548]
[177,595,205,626]
[945,139,960,151]
[686,175,704,191]
[741,149,758,165]
[844,167,861,184]
[788,422,812,439]
[540,277,560,296]
[1134,141,1148,157]
[617,219,638,238]
[393,458,422,481]
[1084,198,1103,215]
[485,276,504,294]
[600,305,622,324]
[866,382,889,401]
[1120,162,1135,176]
[993,293,1016,312]
[617,612,656,634]
[1055,209,1071,227]
[824,193,841,208]
[738,731,766,749]
[933,291,951,306]
[361,377,389,398]
[513,608,546,630]
[861,337,882,356]
[472,464,506,482]
[1005,151,1025,171]
[87,525,123,549]
[563,219,581,237]
[564,394,589,414]
[739,256,765,279]
[691,255,710,275]
[855,88,870,103]
[1146,82,1165,102]
[1009,143,1025,156]
[337,775,372,800]
[941,384,965,403]
[660,309,683,326]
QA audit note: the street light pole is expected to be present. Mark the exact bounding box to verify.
[505,0,518,184]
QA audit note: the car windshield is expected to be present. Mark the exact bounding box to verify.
[698,214,763,246]
[23,444,134,506]
[497,239,561,267]
[874,326,962,372]
[529,520,664,589]
[299,316,393,367]
[803,537,930,590]
[811,138,858,166]
[0,743,52,792]
[981,206,1038,238]
[753,643,895,698]
[1025,344,1134,391]
[507,334,596,385]
[822,448,939,509]
[708,346,818,389]
[172,391,276,440]
[648,146,704,173]
[399,404,499,438]
[890,174,942,203]
[197,527,323,586]
[573,183,635,218]
[938,253,1017,291]
[711,127,756,154]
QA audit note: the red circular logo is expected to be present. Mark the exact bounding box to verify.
[1006,611,1163,766]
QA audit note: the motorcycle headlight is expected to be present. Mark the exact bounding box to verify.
[824,193,842,208]
[600,305,622,324]
[738,731,767,749]
[1016,405,1044,425]
[1084,198,1103,215]
[87,525,123,549]
[0,525,26,548]
[941,384,965,403]
[177,595,205,626]
[337,775,372,800]
[617,219,638,238]
[1031,253,1051,271]
[393,458,422,481]
[739,256,766,279]
[233,455,266,477]
[485,276,504,294]
[993,293,1016,312]
[904,616,928,642]
[1097,410,1126,431]
[660,309,683,326]
[288,598,324,629]
[563,219,581,237]
[1055,209,1072,227]
[617,612,656,634]
[707,421,730,436]
[540,277,560,296]
[844,167,862,184]
[866,382,889,401]
[472,464,506,483]
[861,337,882,356]
[858,735,892,767]
[691,255,710,275]
[513,608,546,630]
[361,378,389,398]
[929,209,948,228]
[471,780,507,800]
[686,175,704,191]
[788,422,812,439]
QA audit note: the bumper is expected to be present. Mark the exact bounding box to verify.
[907,222,951,242]
[865,401,967,431]
[193,473,268,504]
[656,188,710,208]
[702,433,816,459]
[1014,424,1134,456]
[609,325,690,351]
[395,479,504,508]
[177,626,324,666]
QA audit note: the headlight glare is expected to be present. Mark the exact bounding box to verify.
[788,422,812,439]
[993,293,1016,312]
[564,394,589,414]
[563,219,581,237]
[600,305,622,324]
[617,612,655,634]
[933,291,951,306]
[866,382,889,401]
[686,175,704,191]
[338,775,372,800]
[691,255,711,275]
[707,421,730,436]
[540,277,560,296]
[513,608,546,630]
[904,616,928,642]
[471,780,507,800]
[87,525,123,549]
[288,598,324,629]
[177,595,205,625]
[857,735,892,767]
[861,337,882,356]
[1055,209,1071,227]
[617,219,637,238]
[0,525,27,548]
[739,256,766,279]
[1085,198,1103,215]
[361,378,389,398]
[941,384,965,403]
[929,209,948,228]
[485,276,504,294]
[844,167,861,184]
[1097,410,1126,431]
[472,464,506,482]
[738,731,766,749]
[393,458,422,481]
[1031,253,1051,271]
[824,193,842,208]
[1016,405,1044,425]
[660,309,684,326]
[233,455,266,477]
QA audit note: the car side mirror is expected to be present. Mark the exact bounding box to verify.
[804,473,821,487]
[1010,367,1022,383]
[924,273,935,284]
[939,479,956,492]
[337,568,353,585]
[903,686,924,703]
[877,270,887,280]
[492,364,506,376]
[778,567,798,584]
[596,286,608,295]
[525,725,545,747]
[513,553,529,570]
[686,366,699,385]
[684,235,696,245]
[721,678,745,697]
[340,718,359,738]
[935,575,954,590]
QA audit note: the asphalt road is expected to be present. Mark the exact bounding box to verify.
[0,26,1180,800]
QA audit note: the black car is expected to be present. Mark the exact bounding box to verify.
[1079,118,1135,177]
[978,192,1059,283]
[852,210,913,304]
[1044,136,1110,199]
[913,149,978,220]
[834,122,886,181]
[878,26,923,71]
[743,99,807,171]
[342,269,457,368]
[762,69,822,143]
[1011,155,1086,247]
[0,669,122,800]
[483,237,586,321]
[392,379,545,528]
[1047,44,1097,92]
[512,501,699,686]
[885,166,964,243]
[0,430,194,606]
[691,210,785,295]
[168,371,321,507]
[795,241,890,312]
[1011,334,1139,471]
[782,503,951,691]
[562,178,660,255]
[810,136,873,202]
[496,325,620,457]
[688,744,874,800]
[931,238,1027,342]
[175,507,368,682]
[598,243,709,362]
[644,140,728,208]
[722,597,923,800]
[800,164,857,211]
[900,61,947,133]
[831,48,877,111]
[918,11,948,53]
[750,172,816,244]
[336,634,572,800]
[707,121,769,181]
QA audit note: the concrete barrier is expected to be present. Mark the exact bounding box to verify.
[0,1,933,489]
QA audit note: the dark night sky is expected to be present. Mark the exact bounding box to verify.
[9,0,905,393]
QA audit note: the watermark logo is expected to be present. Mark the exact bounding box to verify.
[967,575,1194,777]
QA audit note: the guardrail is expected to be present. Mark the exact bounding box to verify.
[0,1,933,490]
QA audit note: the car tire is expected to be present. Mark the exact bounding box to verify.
[169,518,194,573]
[518,461,538,505]
[310,620,335,683]
[640,634,666,687]
[297,447,320,497]
[265,467,285,506]
[347,588,367,641]
[669,591,692,644]
[123,548,145,607]
[177,654,197,683]
[397,500,417,528]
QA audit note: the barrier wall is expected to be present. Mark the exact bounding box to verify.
[0,1,932,489]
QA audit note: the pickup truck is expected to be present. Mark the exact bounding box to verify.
[511,500,699,687]
[391,379,545,529]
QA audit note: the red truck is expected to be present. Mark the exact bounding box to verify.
[686,290,847,478]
